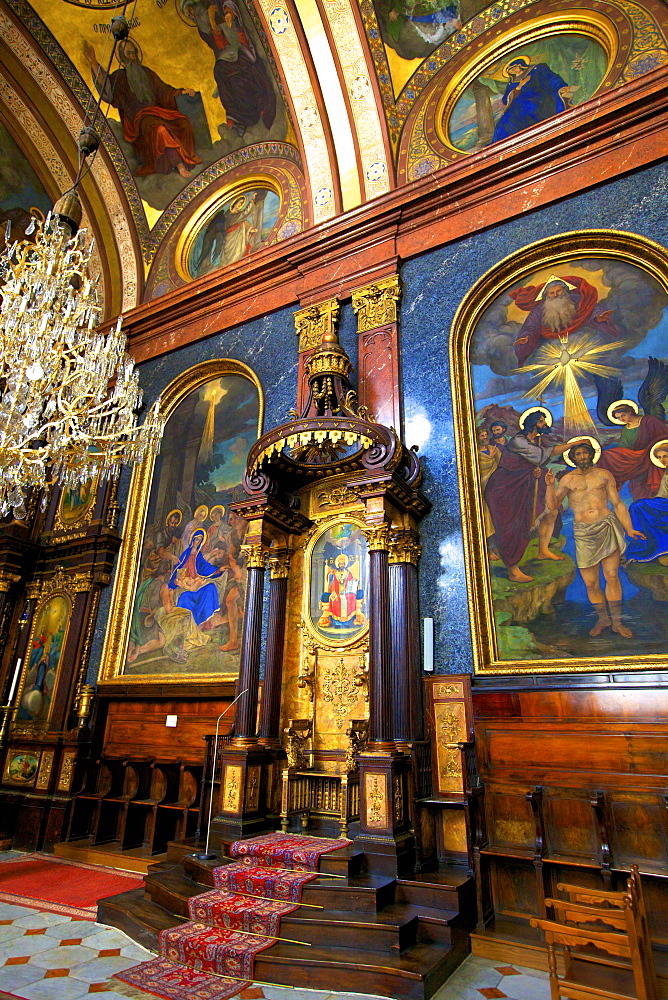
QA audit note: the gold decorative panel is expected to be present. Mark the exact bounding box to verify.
[365,773,387,829]
[222,765,243,814]
[57,751,77,793]
[35,751,54,791]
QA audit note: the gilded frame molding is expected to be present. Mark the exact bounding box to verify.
[302,514,370,651]
[449,229,668,675]
[98,359,264,688]
[436,12,617,154]
[174,174,283,282]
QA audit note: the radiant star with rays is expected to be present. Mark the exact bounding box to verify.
[513,332,628,438]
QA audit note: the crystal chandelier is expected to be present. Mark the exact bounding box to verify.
[0,13,164,521]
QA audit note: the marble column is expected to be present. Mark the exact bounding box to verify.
[389,533,424,744]
[364,526,394,750]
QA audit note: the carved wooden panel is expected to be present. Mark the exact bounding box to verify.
[103,698,233,763]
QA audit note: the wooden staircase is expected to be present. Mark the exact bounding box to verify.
[97,841,477,1000]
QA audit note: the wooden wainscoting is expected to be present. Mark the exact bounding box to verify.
[102,696,234,761]
[470,680,668,992]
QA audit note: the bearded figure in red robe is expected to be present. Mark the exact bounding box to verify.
[83,38,201,179]
[511,276,617,366]
[318,554,366,632]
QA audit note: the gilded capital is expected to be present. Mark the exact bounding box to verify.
[268,555,291,580]
[0,572,20,594]
[388,533,422,566]
[242,544,267,569]
[352,275,401,333]
[363,524,391,552]
[294,299,340,353]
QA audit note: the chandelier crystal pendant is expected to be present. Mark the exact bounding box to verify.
[0,205,164,520]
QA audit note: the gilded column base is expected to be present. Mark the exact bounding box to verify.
[354,750,415,877]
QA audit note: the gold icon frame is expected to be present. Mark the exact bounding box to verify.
[436,12,617,154]
[175,175,282,282]
[98,359,264,688]
[449,229,668,674]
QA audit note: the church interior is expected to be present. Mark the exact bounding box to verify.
[0,0,667,998]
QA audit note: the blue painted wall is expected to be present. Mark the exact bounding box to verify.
[400,160,668,674]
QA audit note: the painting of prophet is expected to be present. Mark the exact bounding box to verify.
[373,0,460,60]
[468,251,668,665]
[30,0,288,212]
[187,187,280,278]
[3,752,40,786]
[17,594,71,725]
[309,521,369,645]
[124,372,260,677]
[447,33,608,152]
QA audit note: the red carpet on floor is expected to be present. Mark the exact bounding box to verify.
[0,853,145,919]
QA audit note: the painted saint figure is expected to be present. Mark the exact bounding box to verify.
[625,441,668,564]
[491,56,576,146]
[169,528,225,627]
[511,275,617,365]
[182,0,276,137]
[318,553,366,632]
[83,38,201,178]
[477,427,501,558]
[194,193,260,275]
[484,408,570,582]
[546,440,645,638]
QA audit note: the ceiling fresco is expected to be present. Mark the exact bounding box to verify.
[0,0,666,305]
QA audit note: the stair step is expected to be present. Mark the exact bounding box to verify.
[98,888,179,952]
[55,838,166,875]
[182,855,397,912]
[395,869,475,914]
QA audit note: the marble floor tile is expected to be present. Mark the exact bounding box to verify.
[43,920,101,940]
[0,933,57,958]
[67,953,142,983]
[0,962,47,990]
[12,912,73,929]
[500,973,552,1000]
[29,943,100,969]
[17,976,92,1000]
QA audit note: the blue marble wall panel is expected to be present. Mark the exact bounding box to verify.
[401,160,668,674]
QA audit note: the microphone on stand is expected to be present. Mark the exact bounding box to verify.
[193,688,249,861]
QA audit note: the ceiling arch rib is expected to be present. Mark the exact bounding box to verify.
[0,5,141,312]
[315,0,392,201]
[255,0,340,223]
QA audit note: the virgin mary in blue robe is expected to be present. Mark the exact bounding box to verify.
[492,58,568,144]
[625,495,668,562]
[168,528,222,626]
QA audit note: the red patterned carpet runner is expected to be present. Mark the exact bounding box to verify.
[115,833,350,1000]
[0,852,144,919]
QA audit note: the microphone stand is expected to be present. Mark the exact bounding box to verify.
[193,688,249,861]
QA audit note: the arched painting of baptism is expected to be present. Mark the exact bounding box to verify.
[308,521,369,645]
[17,594,71,725]
[470,254,668,664]
[447,33,609,153]
[187,188,281,279]
[124,371,261,677]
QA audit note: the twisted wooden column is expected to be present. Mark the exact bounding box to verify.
[258,555,290,745]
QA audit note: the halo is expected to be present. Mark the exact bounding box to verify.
[607,398,639,424]
[210,504,226,519]
[194,505,209,522]
[503,55,531,78]
[177,0,198,26]
[117,37,143,64]
[535,275,577,300]
[227,193,247,212]
[564,436,602,467]
[518,406,552,431]
[188,527,206,545]
[166,508,183,526]
[650,439,668,467]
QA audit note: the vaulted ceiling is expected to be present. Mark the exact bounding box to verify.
[1,0,667,313]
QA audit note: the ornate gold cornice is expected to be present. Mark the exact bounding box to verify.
[26,568,92,603]
[388,532,422,566]
[363,524,392,552]
[294,299,340,353]
[268,555,291,580]
[352,276,401,333]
